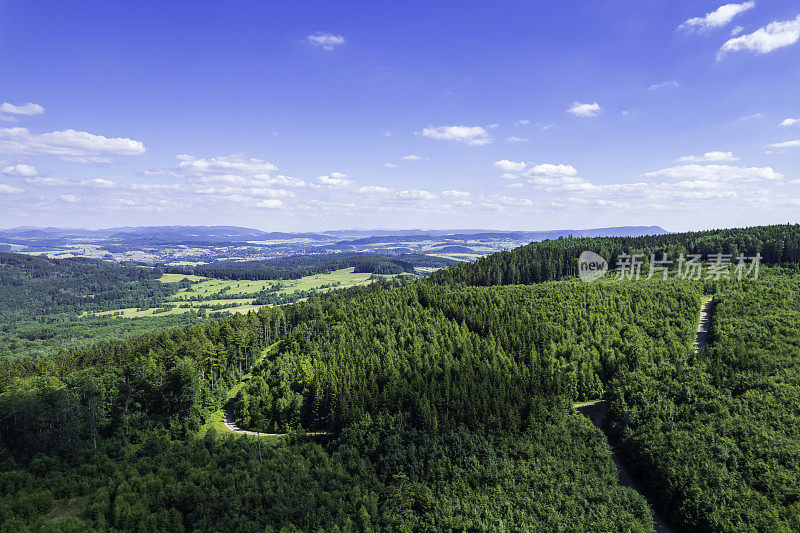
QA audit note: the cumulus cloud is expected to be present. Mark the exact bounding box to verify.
[0,103,45,121]
[384,162,398,168]
[177,153,276,175]
[25,177,68,186]
[442,190,470,198]
[719,14,800,59]
[567,102,601,117]
[256,199,283,208]
[317,171,354,187]
[768,140,800,148]
[1,163,37,176]
[731,25,745,36]
[524,163,578,177]
[528,175,595,191]
[677,151,738,162]
[0,127,145,160]
[780,118,800,126]
[0,102,45,115]
[494,160,526,172]
[506,136,529,143]
[645,164,782,182]
[0,184,23,194]
[648,81,680,91]
[680,2,755,31]
[82,178,116,188]
[399,189,436,200]
[514,120,531,126]
[357,185,395,195]
[421,125,491,145]
[257,174,306,187]
[307,33,345,51]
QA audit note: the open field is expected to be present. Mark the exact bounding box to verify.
[157,272,207,283]
[93,268,387,319]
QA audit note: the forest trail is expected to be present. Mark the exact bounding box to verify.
[568,295,715,532]
[222,407,329,437]
[695,296,714,353]
[574,401,673,533]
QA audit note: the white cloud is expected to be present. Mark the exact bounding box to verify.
[506,136,529,143]
[648,81,680,91]
[59,194,81,203]
[399,189,436,200]
[719,14,800,59]
[487,123,499,129]
[677,151,738,162]
[255,199,284,209]
[680,2,755,31]
[0,184,23,194]
[177,153,276,175]
[1,163,37,176]
[494,160,526,172]
[25,177,68,186]
[401,154,422,160]
[500,172,519,180]
[384,162,398,168]
[528,175,594,191]
[524,163,578,177]
[421,125,491,145]
[81,178,116,188]
[317,171,354,187]
[567,101,601,117]
[645,164,782,182]
[780,118,800,126]
[357,185,395,195]
[768,140,800,148]
[442,190,470,198]
[307,33,345,51]
[0,103,45,122]
[255,174,306,187]
[514,120,531,126]
[731,25,744,36]
[0,127,145,160]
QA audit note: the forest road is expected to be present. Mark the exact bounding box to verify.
[570,296,715,532]
[575,401,673,533]
[223,407,329,438]
[695,297,714,353]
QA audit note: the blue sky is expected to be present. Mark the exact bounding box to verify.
[1,0,799,232]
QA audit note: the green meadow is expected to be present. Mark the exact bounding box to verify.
[96,267,388,318]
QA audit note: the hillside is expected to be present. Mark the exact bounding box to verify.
[1,224,799,531]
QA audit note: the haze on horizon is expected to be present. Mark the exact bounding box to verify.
[1,0,799,233]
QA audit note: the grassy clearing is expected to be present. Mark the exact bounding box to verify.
[45,496,88,523]
[158,272,207,283]
[96,268,383,320]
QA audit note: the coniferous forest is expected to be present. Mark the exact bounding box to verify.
[1,224,800,531]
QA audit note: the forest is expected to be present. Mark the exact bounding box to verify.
[430,223,800,286]
[163,253,454,281]
[0,253,200,358]
[0,224,798,531]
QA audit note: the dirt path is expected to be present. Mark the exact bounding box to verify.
[694,297,714,353]
[575,401,673,533]
[222,407,330,437]
[568,296,714,532]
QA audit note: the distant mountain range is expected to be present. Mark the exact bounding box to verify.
[0,225,669,245]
